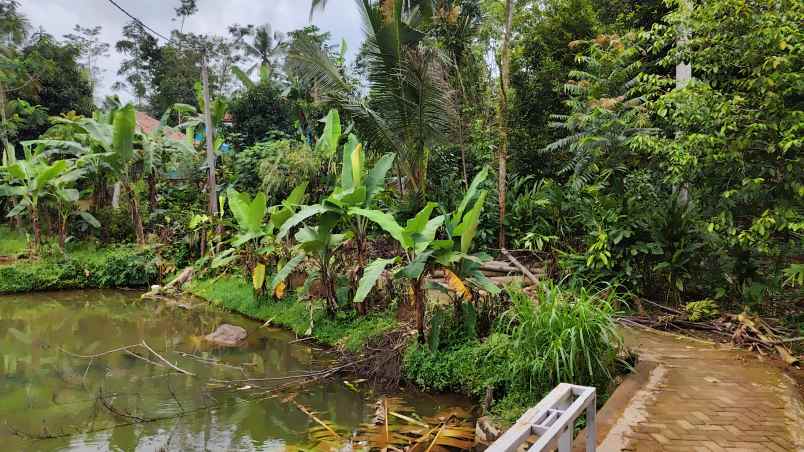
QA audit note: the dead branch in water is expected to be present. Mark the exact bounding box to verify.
[140,341,196,376]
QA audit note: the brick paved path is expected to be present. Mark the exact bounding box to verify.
[598,328,803,451]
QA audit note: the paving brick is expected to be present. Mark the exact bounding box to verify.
[598,329,802,452]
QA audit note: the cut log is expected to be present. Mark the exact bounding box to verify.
[166,267,194,289]
[501,249,539,285]
[480,261,520,273]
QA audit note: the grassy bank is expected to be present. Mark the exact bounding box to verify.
[188,276,398,353]
[0,244,159,294]
[402,283,624,423]
[189,276,625,423]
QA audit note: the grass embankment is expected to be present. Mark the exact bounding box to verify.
[188,276,398,353]
[189,276,624,423]
[0,243,159,294]
[403,283,624,423]
[0,226,27,256]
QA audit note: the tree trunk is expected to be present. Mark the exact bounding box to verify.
[147,171,158,210]
[201,55,219,218]
[125,183,145,245]
[58,216,66,251]
[496,0,514,250]
[0,81,10,151]
[57,200,66,250]
[31,204,41,248]
[413,276,426,343]
[354,231,367,315]
[111,182,121,209]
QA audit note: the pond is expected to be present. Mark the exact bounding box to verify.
[0,290,472,451]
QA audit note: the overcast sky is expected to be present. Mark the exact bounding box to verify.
[19,0,364,100]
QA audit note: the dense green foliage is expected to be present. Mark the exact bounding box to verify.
[227,82,294,147]
[403,282,622,421]
[0,244,158,293]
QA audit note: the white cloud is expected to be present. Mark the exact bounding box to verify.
[19,0,363,100]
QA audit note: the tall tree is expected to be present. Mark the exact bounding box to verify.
[496,0,514,249]
[16,34,92,140]
[230,23,287,81]
[295,0,456,206]
[174,0,198,32]
[63,25,110,100]
[115,21,160,106]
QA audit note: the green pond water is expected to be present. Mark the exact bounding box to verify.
[0,290,471,451]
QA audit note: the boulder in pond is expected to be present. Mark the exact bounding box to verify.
[204,324,247,346]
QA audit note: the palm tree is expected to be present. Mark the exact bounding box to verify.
[293,0,455,207]
[231,23,287,86]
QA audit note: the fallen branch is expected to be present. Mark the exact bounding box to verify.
[140,340,196,377]
[60,344,142,359]
[502,248,539,285]
[733,313,798,366]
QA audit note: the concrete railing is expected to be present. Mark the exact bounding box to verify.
[486,383,596,452]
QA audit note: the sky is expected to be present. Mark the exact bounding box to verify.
[19,0,364,100]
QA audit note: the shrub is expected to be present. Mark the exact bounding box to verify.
[0,245,158,293]
[92,207,135,244]
[403,281,623,421]
[497,282,622,393]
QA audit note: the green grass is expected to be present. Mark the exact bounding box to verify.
[0,226,27,256]
[402,282,624,424]
[188,276,398,352]
[0,243,159,293]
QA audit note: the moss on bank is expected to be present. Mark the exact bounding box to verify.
[0,245,159,294]
[188,276,398,353]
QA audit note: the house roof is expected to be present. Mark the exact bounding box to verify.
[135,111,186,141]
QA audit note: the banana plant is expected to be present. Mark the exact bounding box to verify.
[213,183,307,298]
[50,168,100,250]
[349,168,499,341]
[137,108,197,210]
[0,143,76,248]
[292,211,352,314]
[277,109,396,313]
[68,104,145,244]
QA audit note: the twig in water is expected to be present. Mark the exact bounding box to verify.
[140,341,196,376]
[60,344,141,359]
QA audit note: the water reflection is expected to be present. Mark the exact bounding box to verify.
[0,290,470,451]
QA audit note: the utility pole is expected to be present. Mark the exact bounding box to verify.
[201,52,219,217]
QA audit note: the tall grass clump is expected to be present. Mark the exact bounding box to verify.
[497,282,622,396]
[403,281,623,421]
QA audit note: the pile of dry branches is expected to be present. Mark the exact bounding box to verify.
[620,303,801,366]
